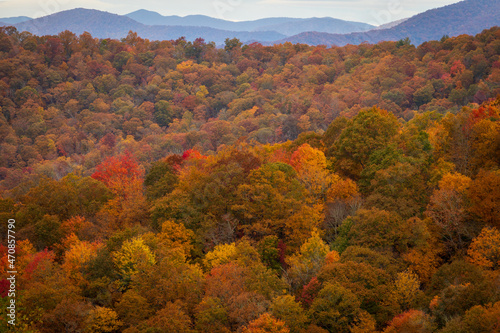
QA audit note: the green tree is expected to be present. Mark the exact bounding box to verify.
[309,283,364,333]
[335,107,400,179]
[270,295,309,333]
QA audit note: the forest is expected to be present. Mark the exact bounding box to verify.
[0,25,499,332]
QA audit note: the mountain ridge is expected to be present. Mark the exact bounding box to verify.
[4,0,500,46]
[275,0,500,46]
[125,9,374,35]
[12,8,286,45]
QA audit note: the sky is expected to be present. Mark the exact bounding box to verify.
[0,0,461,26]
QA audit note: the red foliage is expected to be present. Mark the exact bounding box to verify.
[298,276,322,307]
[182,149,207,161]
[464,101,499,133]
[100,133,116,148]
[165,154,185,172]
[23,249,55,281]
[91,151,143,188]
[0,279,9,298]
[182,95,198,110]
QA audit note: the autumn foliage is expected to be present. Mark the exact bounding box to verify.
[1,26,500,332]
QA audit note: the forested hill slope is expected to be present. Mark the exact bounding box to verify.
[0,20,500,333]
[279,0,500,45]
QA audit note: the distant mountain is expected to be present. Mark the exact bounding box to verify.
[373,18,408,30]
[15,8,144,38]
[142,25,286,44]
[255,17,373,35]
[8,0,500,47]
[0,16,31,24]
[125,10,374,35]
[276,0,500,46]
[13,8,286,44]
[126,10,302,31]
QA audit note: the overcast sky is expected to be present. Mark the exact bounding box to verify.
[0,0,461,25]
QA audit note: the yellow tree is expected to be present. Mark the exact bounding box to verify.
[290,143,332,203]
[286,229,331,291]
[468,169,500,228]
[62,237,102,285]
[391,270,421,311]
[467,227,500,270]
[85,306,122,333]
[233,162,320,248]
[242,313,290,333]
[425,172,475,251]
[269,295,309,333]
[324,177,361,241]
[112,237,156,286]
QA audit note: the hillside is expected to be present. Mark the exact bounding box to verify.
[0,20,499,333]
[254,17,374,35]
[0,16,31,24]
[279,0,500,45]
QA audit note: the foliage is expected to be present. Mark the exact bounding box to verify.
[1,26,500,333]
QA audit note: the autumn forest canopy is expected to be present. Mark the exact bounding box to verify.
[0,25,500,332]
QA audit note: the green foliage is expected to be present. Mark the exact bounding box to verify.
[144,159,179,201]
[308,283,363,333]
[112,236,156,286]
[334,107,400,179]
[286,229,330,290]
[270,295,309,333]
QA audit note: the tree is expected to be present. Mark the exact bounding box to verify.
[156,219,195,257]
[289,143,332,202]
[428,260,496,326]
[324,177,362,242]
[309,283,364,333]
[203,242,237,270]
[467,227,500,270]
[85,306,122,333]
[115,289,152,329]
[391,270,421,311]
[335,107,400,179]
[16,174,111,234]
[62,238,102,285]
[233,162,319,247]
[131,249,204,314]
[154,100,173,127]
[144,158,179,201]
[195,297,231,333]
[344,208,416,255]
[383,310,435,333]
[270,295,309,333]
[91,151,144,194]
[112,237,156,287]
[459,302,500,333]
[129,301,194,333]
[92,152,148,230]
[242,313,290,333]
[286,229,331,291]
[426,172,476,252]
[318,259,398,326]
[468,170,500,228]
